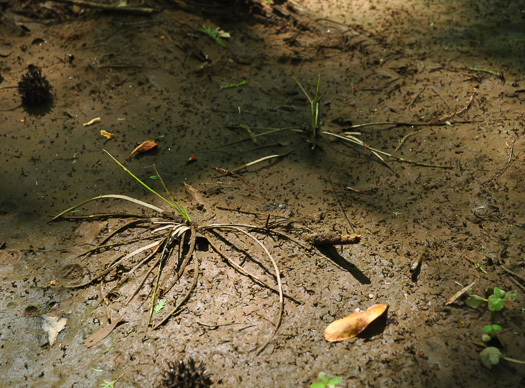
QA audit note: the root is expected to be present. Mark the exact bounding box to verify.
[152,255,200,330]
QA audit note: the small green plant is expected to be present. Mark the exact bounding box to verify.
[199,26,225,47]
[293,74,321,137]
[311,372,342,388]
[99,372,124,388]
[465,287,517,319]
[481,324,501,342]
[479,346,525,369]
[154,299,168,313]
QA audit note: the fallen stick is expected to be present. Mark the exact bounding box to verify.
[304,232,361,245]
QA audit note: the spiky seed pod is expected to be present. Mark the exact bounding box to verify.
[160,358,212,388]
[17,65,53,106]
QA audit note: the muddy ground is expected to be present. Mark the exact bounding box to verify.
[1,0,524,387]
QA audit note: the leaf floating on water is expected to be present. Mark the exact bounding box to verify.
[100,130,114,139]
[126,140,158,160]
[324,303,388,342]
[40,314,67,347]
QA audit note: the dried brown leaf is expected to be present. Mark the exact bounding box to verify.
[83,314,125,348]
[185,153,197,163]
[324,303,388,342]
[126,140,158,160]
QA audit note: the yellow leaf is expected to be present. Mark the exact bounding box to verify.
[100,130,114,139]
[324,303,388,342]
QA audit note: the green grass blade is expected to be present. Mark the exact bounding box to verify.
[103,150,191,223]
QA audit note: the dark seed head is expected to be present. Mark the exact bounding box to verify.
[160,358,212,388]
[17,65,53,106]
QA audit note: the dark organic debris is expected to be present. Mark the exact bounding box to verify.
[17,65,53,106]
[160,359,213,388]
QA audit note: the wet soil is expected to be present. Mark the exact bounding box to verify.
[1,0,524,387]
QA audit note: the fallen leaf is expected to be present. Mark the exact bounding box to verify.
[83,117,101,127]
[324,303,388,342]
[83,314,125,348]
[126,140,158,160]
[100,130,114,139]
[40,314,67,347]
[185,154,197,163]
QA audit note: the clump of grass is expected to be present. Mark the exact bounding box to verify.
[52,151,307,353]
[293,74,321,137]
[199,26,225,47]
[311,372,342,388]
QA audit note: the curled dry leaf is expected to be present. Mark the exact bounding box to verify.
[100,130,114,139]
[185,153,197,163]
[126,140,158,160]
[324,303,388,342]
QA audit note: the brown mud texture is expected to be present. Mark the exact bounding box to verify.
[1,0,524,387]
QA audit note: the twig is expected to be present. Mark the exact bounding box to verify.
[431,86,452,113]
[304,231,361,245]
[482,142,515,188]
[445,281,476,305]
[427,91,476,125]
[409,86,426,107]
[230,151,293,173]
[211,166,255,191]
[506,276,525,294]
[501,266,525,284]
[47,0,155,14]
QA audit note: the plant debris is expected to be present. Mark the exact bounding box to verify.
[324,304,388,342]
[83,117,101,127]
[17,65,53,106]
[100,130,114,139]
[40,314,67,347]
[126,140,158,160]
